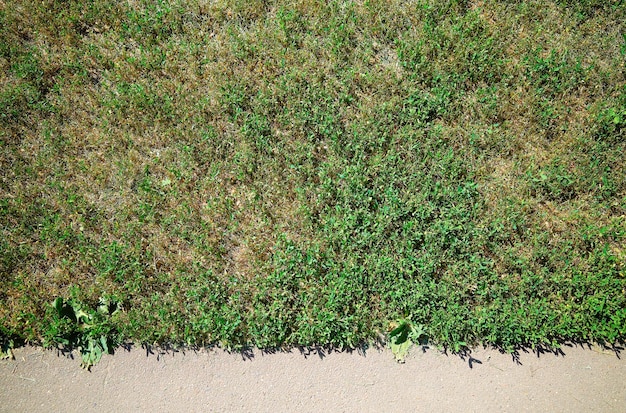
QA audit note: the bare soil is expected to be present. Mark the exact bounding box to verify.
[1,344,625,412]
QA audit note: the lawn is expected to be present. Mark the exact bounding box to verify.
[1,0,625,367]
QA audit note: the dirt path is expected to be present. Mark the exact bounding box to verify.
[1,344,625,412]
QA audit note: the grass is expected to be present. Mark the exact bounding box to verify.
[1,0,625,363]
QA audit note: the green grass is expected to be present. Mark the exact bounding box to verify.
[1,0,625,363]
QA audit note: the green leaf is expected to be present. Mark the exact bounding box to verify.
[53,297,63,314]
[391,338,412,363]
[74,309,91,325]
[100,335,108,354]
[0,347,13,360]
[389,322,407,339]
[389,322,413,362]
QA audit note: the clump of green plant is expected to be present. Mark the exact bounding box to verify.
[45,296,121,369]
[596,85,626,143]
[0,329,15,360]
[388,320,427,363]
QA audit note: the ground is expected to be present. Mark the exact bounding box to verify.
[1,344,624,412]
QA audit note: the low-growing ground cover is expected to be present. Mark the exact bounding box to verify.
[1,0,625,366]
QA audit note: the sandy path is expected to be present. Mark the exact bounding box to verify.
[1,344,624,412]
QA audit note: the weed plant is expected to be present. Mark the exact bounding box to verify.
[1,0,625,362]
